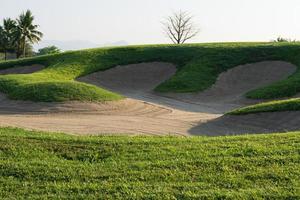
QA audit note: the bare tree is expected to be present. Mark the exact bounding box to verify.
[162,11,199,44]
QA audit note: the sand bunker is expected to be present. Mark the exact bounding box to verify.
[0,64,44,75]
[0,61,299,135]
[163,61,297,112]
[194,61,296,102]
[78,62,177,96]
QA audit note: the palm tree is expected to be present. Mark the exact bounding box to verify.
[16,10,43,57]
[0,26,5,58]
[0,18,17,60]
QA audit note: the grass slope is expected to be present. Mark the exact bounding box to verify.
[228,98,300,115]
[1,43,300,102]
[0,127,299,199]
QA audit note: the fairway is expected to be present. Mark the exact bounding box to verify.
[0,127,299,199]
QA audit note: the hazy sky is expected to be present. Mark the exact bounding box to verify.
[1,0,300,45]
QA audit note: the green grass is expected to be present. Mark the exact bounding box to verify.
[0,127,299,199]
[1,42,300,102]
[228,98,300,115]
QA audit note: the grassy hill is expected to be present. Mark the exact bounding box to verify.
[1,42,300,102]
[0,127,299,199]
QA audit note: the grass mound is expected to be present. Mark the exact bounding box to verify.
[9,81,122,102]
[228,98,300,115]
[0,127,299,199]
[1,43,300,102]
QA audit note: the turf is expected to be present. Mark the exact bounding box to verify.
[1,42,300,102]
[0,127,299,199]
[228,98,300,115]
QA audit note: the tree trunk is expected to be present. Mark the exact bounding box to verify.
[23,39,26,58]
[16,43,21,58]
[4,51,7,60]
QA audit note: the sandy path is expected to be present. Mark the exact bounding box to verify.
[0,61,299,135]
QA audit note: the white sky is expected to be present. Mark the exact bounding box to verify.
[1,0,300,45]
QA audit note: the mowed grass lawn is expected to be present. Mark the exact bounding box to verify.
[0,127,299,199]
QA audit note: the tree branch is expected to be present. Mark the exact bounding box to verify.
[162,11,199,44]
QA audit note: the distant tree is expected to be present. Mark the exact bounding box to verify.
[272,36,297,43]
[25,43,35,57]
[0,18,17,60]
[16,10,43,58]
[0,26,5,56]
[37,46,61,56]
[0,11,43,59]
[162,11,199,44]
